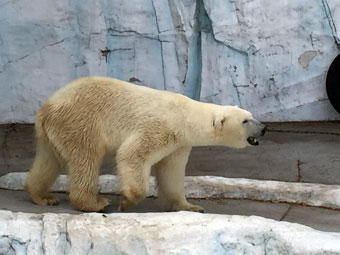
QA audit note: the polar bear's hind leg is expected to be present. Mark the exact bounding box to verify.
[67,153,110,212]
[24,137,61,206]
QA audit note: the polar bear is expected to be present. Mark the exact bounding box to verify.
[24,77,266,212]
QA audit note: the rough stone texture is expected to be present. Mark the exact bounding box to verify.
[201,0,340,121]
[322,0,340,46]
[0,125,34,175]
[2,172,340,210]
[1,210,340,254]
[0,0,340,123]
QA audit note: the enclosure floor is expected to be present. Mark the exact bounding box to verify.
[1,189,340,233]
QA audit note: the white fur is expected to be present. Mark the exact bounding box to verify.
[24,77,261,212]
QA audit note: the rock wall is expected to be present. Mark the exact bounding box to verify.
[0,0,339,123]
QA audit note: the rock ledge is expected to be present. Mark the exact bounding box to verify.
[1,172,340,210]
[1,210,340,254]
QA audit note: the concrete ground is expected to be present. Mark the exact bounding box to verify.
[1,122,340,233]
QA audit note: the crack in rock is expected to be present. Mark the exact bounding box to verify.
[296,160,304,182]
[183,0,210,100]
[108,28,159,41]
[6,39,66,66]
[100,47,132,62]
[0,235,30,255]
[150,0,166,90]
[40,220,46,255]
[322,0,340,48]
[1,125,12,174]
[65,221,72,253]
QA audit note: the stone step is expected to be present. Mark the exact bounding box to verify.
[2,172,340,210]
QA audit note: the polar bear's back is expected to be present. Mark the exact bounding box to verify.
[47,76,186,117]
[49,76,164,106]
[39,77,188,149]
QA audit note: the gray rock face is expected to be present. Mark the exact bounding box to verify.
[0,0,339,123]
[1,210,340,254]
[201,0,340,121]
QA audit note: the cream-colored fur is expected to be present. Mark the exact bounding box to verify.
[24,77,264,212]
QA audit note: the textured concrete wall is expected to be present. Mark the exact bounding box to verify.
[0,0,339,123]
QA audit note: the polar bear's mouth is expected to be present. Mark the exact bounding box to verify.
[247,137,259,146]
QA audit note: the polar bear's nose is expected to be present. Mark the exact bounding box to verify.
[261,126,267,136]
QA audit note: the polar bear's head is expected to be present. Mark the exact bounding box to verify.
[213,106,266,148]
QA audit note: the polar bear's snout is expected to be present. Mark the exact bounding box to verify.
[246,119,266,146]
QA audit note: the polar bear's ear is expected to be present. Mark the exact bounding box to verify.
[213,115,226,131]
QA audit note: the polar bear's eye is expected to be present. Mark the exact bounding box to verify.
[243,120,248,124]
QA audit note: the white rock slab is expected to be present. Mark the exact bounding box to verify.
[2,172,340,210]
[1,210,340,254]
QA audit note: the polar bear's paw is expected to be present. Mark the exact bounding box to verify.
[32,194,60,206]
[71,196,110,212]
[170,202,205,213]
[96,197,111,211]
[118,196,138,212]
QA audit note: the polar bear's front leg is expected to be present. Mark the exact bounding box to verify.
[117,159,152,212]
[116,135,155,211]
[155,146,204,213]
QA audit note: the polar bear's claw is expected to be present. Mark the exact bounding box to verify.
[169,202,205,213]
[187,204,205,213]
